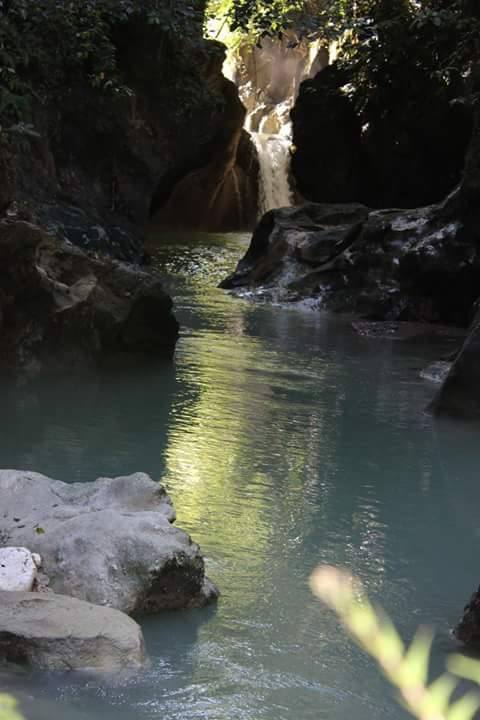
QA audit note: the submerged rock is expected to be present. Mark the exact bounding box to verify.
[221,197,480,326]
[420,361,453,384]
[0,548,41,592]
[0,220,179,372]
[0,471,218,614]
[0,591,147,671]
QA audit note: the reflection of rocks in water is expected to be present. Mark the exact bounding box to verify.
[353,321,464,342]
[0,361,178,482]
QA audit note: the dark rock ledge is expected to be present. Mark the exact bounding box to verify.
[221,195,480,328]
[0,219,179,374]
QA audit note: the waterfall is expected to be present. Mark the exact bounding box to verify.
[221,35,326,218]
[251,131,293,214]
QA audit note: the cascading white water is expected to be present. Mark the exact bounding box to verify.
[221,35,326,217]
[251,131,293,214]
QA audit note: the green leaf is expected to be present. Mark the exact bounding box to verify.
[447,655,480,684]
[447,692,480,720]
[421,674,458,717]
[398,629,433,688]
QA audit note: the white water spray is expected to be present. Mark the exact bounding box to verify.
[251,131,293,213]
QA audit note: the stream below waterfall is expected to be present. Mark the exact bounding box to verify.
[1,231,479,720]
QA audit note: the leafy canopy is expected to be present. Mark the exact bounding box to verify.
[0,0,205,122]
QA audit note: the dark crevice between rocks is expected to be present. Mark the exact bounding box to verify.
[133,557,209,614]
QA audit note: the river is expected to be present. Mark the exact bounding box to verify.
[0,231,478,720]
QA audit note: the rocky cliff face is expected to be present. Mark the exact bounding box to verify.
[0,6,261,370]
[4,14,257,251]
[0,220,179,373]
[151,75,259,232]
[291,63,472,209]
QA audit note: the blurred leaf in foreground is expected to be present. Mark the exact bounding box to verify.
[310,566,480,720]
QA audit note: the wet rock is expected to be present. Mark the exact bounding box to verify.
[455,585,480,647]
[221,196,480,326]
[420,361,453,384]
[0,591,147,671]
[0,220,179,372]
[0,548,41,592]
[0,471,218,614]
[35,205,144,264]
[431,316,480,418]
[353,321,465,342]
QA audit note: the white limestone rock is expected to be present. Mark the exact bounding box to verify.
[0,547,41,592]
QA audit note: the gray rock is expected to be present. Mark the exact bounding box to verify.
[0,591,147,671]
[221,195,480,326]
[0,471,218,614]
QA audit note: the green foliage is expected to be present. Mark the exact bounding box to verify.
[206,0,322,45]
[0,0,206,123]
[0,695,23,720]
[311,566,480,720]
[206,0,480,110]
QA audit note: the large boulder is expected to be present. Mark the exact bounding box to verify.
[0,471,218,614]
[0,591,146,671]
[221,196,480,326]
[0,220,179,372]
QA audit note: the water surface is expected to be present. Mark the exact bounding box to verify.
[1,231,478,720]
